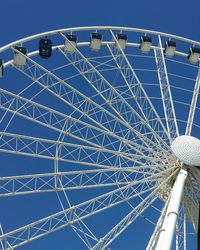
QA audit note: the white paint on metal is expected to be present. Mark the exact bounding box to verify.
[171,135,200,166]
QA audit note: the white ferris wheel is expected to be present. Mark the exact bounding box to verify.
[0,26,200,250]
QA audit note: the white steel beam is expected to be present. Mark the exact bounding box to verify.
[0,175,159,249]
[0,169,132,197]
[59,33,170,153]
[0,225,5,250]
[0,88,165,161]
[1,26,200,55]
[156,167,188,250]
[0,131,167,170]
[0,87,117,150]
[154,35,179,142]
[146,197,170,250]
[183,174,200,234]
[0,166,176,198]
[90,168,179,250]
[91,195,157,250]
[11,50,169,160]
[185,65,200,136]
[108,30,170,147]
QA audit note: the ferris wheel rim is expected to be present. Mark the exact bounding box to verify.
[0,26,199,250]
[3,42,196,69]
[0,25,200,54]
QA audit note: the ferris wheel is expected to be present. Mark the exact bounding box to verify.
[0,26,200,250]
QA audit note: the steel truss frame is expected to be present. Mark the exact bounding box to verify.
[0,26,200,250]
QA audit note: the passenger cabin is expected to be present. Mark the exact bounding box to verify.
[187,47,200,64]
[14,46,27,67]
[164,40,176,57]
[64,34,77,53]
[39,39,52,59]
[90,33,102,51]
[0,59,3,77]
[116,33,127,50]
[139,36,152,53]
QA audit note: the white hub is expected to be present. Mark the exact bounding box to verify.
[171,135,200,166]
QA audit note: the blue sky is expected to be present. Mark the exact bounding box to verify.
[1,0,200,46]
[0,0,200,249]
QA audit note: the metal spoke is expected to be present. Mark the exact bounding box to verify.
[183,171,200,233]
[0,225,5,250]
[156,167,188,250]
[107,30,170,145]
[91,168,179,250]
[185,64,200,135]
[55,177,99,250]
[154,35,179,141]
[0,87,116,149]
[1,26,199,250]
[0,132,169,170]
[0,88,167,161]
[92,195,157,250]
[10,50,169,160]
[0,169,133,197]
[0,165,177,198]
[0,170,164,249]
[58,35,170,152]
[146,197,170,250]
[175,206,186,250]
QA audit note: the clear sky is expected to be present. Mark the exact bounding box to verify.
[0,0,200,249]
[1,0,200,46]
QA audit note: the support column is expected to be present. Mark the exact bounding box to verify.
[156,167,188,250]
[154,210,169,250]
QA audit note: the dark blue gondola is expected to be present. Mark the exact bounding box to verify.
[39,39,52,59]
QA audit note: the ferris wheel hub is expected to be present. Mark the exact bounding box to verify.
[171,135,200,167]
